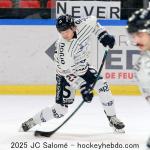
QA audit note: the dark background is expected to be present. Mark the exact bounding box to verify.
[0,0,148,19]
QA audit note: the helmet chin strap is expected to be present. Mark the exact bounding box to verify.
[73,31,77,39]
[70,26,77,39]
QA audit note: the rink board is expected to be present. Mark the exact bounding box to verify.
[0,20,141,95]
[0,85,141,95]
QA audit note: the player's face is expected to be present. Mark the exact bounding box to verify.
[59,27,75,41]
[131,32,150,51]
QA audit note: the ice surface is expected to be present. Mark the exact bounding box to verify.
[0,95,150,150]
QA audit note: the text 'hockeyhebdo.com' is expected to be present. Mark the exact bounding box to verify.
[10,141,140,149]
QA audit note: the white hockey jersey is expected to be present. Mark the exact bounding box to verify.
[54,16,105,87]
[134,51,150,102]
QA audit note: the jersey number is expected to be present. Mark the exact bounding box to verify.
[66,74,77,82]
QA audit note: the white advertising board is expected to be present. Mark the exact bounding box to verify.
[56,1,121,19]
[0,24,139,85]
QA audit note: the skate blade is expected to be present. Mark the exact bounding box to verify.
[18,126,31,132]
[113,128,125,134]
[109,123,125,134]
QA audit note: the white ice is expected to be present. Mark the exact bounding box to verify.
[0,95,150,150]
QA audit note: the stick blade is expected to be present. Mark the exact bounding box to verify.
[34,130,54,137]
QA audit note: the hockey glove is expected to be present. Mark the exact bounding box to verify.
[80,82,93,103]
[98,31,115,49]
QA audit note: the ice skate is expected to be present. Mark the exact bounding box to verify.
[19,118,36,132]
[107,115,125,133]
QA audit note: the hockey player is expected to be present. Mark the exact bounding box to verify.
[127,8,150,148]
[19,14,125,133]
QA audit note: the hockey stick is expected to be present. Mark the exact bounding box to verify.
[34,49,109,137]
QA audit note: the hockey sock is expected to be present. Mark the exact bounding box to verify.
[95,79,116,116]
[32,104,68,124]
